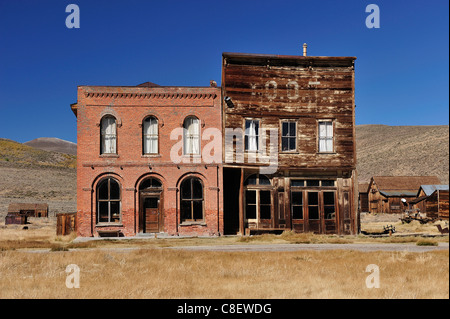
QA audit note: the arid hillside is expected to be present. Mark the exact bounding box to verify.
[0,138,77,218]
[356,125,449,184]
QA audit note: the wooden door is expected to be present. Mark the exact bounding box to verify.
[143,197,160,233]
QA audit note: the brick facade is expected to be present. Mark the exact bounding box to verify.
[72,84,223,237]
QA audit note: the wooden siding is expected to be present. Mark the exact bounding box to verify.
[426,190,449,220]
[222,54,356,170]
[221,53,358,235]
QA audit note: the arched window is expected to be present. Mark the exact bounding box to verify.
[97,177,121,223]
[143,116,158,154]
[180,177,204,222]
[183,116,200,155]
[100,116,117,154]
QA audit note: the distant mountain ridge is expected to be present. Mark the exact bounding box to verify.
[24,137,77,155]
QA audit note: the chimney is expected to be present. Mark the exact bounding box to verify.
[303,43,307,57]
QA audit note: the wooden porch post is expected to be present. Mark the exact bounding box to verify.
[239,168,244,235]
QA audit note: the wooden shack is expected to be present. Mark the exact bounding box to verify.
[368,176,441,214]
[409,185,449,215]
[56,213,77,236]
[7,203,48,217]
[221,51,358,235]
[5,213,27,225]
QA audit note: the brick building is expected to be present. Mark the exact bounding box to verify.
[71,82,223,237]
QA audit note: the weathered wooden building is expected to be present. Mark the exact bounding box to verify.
[409,185,449,219]
[367,176,441,214]
[7,203,48,217]
[221,50,358,235]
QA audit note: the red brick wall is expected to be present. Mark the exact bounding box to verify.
[75,85,223,237]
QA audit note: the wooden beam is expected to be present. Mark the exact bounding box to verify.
[239,168,244,235]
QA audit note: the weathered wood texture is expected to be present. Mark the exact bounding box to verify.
[426,190,449,220]
[222,54,356,170]
[56,213,77,236]
[221,53,358,235]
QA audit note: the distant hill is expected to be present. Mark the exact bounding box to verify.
[0,138,76,169]
[24,137,77,155]
[356,125,449,184]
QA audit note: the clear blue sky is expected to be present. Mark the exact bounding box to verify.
[0,0,448,144]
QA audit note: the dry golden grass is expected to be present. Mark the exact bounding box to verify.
[0,218,448,299]
[0,248,448,299]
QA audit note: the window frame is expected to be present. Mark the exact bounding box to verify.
[244,174,273,223]
[183,116,201,156]
[280,119,298,153]
[180,177,205,223]
[317,120,335,153]
[100,115,117,155]
[142,116,159,155]
[96,177,121,225]
[244,118,261,152]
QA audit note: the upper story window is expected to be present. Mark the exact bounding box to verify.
[183,116,200,155]
[318,120,334,153]
[143,116,158,154]
[245,119,259,152]
[281,120,297,152]
[100,116,117,154]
